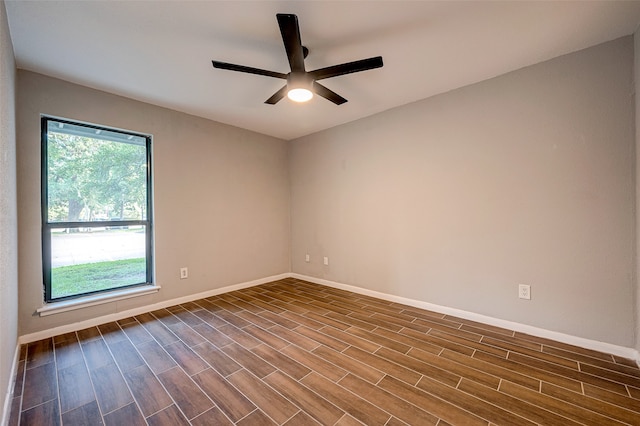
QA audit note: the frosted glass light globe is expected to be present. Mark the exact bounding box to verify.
[287,88,313,102]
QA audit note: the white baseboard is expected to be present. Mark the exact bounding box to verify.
[17,271,640,366]
[18,273,290,345]
[1,344,20,426]
[290,273,640,363]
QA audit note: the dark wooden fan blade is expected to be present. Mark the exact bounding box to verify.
[313,81,347,105]
[212,61,287,79]
[265,85,288,104]
[276,14,306,73]
[308,56,383,81]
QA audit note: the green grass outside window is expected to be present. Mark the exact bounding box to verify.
[51,257,146,299]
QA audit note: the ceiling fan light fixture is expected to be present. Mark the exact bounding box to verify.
[287,72,313,103]
[287,87,313,102]
[212,13,383,105]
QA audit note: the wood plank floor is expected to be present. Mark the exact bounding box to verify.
[8,278,640,425]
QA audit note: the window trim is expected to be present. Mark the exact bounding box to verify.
[37,284,161,317]
[41,116,154,302]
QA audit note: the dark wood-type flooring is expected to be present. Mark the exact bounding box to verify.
[8,278,640,425]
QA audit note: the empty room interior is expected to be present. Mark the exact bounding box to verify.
[3,1,640,425]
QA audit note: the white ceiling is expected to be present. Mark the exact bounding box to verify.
[6,1,640,140]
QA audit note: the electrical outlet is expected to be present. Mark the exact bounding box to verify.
[305,254,310,263]
[180,267,188,279]
[323,256,329,266]
[518,284,531,300]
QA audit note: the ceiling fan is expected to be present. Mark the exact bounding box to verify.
[212,13,383,105]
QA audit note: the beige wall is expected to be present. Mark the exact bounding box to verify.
[16,71,290,336]
[0,0,18,420]
[635,31,640,355]
[290,37,636,347]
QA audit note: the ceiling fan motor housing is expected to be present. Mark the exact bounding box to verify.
[288,72,313,90]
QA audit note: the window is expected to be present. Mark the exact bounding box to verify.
[42,116,153,302]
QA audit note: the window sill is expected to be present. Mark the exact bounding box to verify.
[37,285,161,317]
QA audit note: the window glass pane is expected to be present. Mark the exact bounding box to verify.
[50,225,148,300]
[43,117,152,302]
[47,120,147,223]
